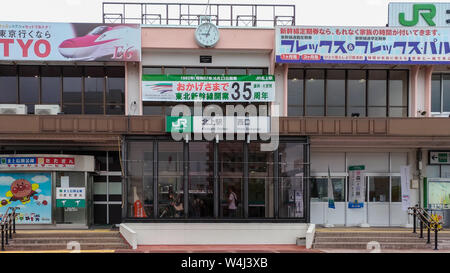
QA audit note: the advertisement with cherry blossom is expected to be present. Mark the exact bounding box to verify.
[0,173,52,224]
[0,22,141,62]
[276,26,450,64]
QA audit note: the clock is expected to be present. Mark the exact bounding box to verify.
[195,21,220,48]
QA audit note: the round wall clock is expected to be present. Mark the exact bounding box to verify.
[195,22,220,48]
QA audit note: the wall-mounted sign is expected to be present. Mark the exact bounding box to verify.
[0,172,52,224]
[388,3,450,27]
[276,25,450,65]
[348,165,365,209]
[143,74,275,102]
[0,22,141,62]
[429,151,450,164]
[427,179,450,209]
[0,156,75,169]
[56,187,85,208]
[166,116,270,134]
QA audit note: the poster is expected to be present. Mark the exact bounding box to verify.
[400,166,411,211]
[428,180,450,209]
[0,172,52,224]
[276,26,450,65]
[348,165,365,208]
[56,187,85,208]
[142,74,275,102]
[0,22,141,62]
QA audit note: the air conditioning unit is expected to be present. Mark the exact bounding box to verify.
[35,105,61,115]
[0,104,27,115]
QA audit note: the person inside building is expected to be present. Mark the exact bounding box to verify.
[227,186,238,217]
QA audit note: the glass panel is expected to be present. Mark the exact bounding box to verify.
[63,67,82,114]
[443,74,450,112]
[227,68,247,75]
[143,105,164,115]
[389,71,407,116]
[391,177,401,202]
[248,142,274,218]
[19,66,39,105]
[185,67,204,75]
[55,172,86,225]
[305,70,325,116]
[432,74,441,113]
[106,66,124,106]
[108,151,122,171]
[326,70,345,116]
[41,66,61,104]
[106,104,124,115]
[0,65,17,103]
[158,142,184,218]
[85,104,104,114]
[143,67,162,74]
[164,67,183,75]
[248,68,267,75]
[84,67,104,107]
[369,176,389,202]
[206,68,226,75]
[347,70,366,117]
[310,178,345,202]
[287,69,304,116]
[189,142,214,218]
[219,142,243,218]
[127,141,153,218]
[368,70,387,117]
[279,142,304,218]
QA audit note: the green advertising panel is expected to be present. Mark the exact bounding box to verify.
[56,199,85,208]
[428,180,450,208]
[166,116,192,133]
[142,74,275,102]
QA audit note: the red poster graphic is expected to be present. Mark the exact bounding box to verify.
[134,200,146,218]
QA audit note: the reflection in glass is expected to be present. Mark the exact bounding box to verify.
[310,178,345,202]
[388,71,407,117]
[41,66,61,104]
[431,74,441,113]
[288,69,304,116]
[0,66,17,103]
[391,177,401,202]
[305,70,325,116]
[347,70,366,117]
[326,70,345,116]
[63,67,82,114]
[219,142,243,218]
[443,75,450,112]
[189,142,214,218]
[369,176,389,202]
[19,66,39,113]
[278,142,304,218]
[368,70,387,117]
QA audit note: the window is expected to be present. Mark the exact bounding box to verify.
[0,66,17,103]
[305,70,325,116]
[287,69,408,117]
[63,67,83,114]
[41,66,61,104]
[19,66,40,113]
[431,73,450,115]
[84,66,105,114]
[106,67,125,115]
[310,178,345,202]
[287,69,304,116]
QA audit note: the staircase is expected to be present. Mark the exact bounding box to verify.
[312,228,450,250]
[4,230,131,251]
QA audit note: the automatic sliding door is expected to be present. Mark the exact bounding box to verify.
[219,142,243,218]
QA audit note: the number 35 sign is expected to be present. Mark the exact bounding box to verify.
[142,74,275,102]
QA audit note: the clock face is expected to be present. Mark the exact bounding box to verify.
[195,22,220,48]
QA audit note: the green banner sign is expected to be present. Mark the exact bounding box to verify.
[142,74,275,102]
[56,199,85,208]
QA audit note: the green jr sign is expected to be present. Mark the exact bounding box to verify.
[398,4,436,26]
[166,116,192,133]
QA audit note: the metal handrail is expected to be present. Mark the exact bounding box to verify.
[1,206,19,251]
[408,205,443,250]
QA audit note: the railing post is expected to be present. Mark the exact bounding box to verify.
[435,228,439,250]
[420,220,423,238]
[427,225,431,244]
[8,214,12,239]
[413,210,416,233]
[13,211,15,234]
[5,221,8,245]
[1,224,4,251]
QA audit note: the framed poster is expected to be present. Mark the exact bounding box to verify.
[0,173,52,224]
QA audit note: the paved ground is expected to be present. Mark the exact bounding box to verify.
[121,245,323,253]
[319,248,450,253]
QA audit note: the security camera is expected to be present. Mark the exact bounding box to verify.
[418,110,426,116]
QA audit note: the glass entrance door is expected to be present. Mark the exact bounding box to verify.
[367,176,390,226]
[54,172,88,226]
[219,142,243,218]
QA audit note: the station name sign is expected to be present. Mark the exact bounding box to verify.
[276,25,450,65]
[0,21,141,62]
[0,156,75,169]
[143,74,275,102]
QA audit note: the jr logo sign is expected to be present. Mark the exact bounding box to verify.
[399,4,436,26]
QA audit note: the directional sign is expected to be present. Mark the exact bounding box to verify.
[429,151,450,164]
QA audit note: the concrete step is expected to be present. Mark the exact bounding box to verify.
[313,242,434,249]
[13,231,120,238]
[4,242,130,251]
[10,237,124,244]
[315,232,450,238]
[314,236,437,243]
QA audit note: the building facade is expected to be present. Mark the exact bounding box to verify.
[0,2,449,239]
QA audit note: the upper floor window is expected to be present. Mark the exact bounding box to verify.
[0,65,125,115]
[431,73,450,116]
[288,69,408,117]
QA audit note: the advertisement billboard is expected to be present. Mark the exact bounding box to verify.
[276,25,450,65]
[142,74,275,102]
[0,22,141,62]
[0,172,52,224]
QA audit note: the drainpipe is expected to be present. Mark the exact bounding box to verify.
[417,148,423,208]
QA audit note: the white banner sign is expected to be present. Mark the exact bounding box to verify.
[348,165,365,208]
[400,165,411,211]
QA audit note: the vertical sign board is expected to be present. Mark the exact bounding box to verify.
[400,166,411,211]
[348,165,365,208]
[0,173,52,224]
[388,2,450,27]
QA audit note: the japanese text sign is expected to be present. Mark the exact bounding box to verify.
[276,25,450,65]
[142,74,275,102]
[0,22,141,62]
